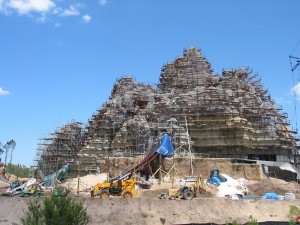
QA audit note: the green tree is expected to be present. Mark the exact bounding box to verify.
[0,142,3,157]
[21,189,89,225]
[6,163,29,178]
[8,139,16,165]
[1,139,16,165]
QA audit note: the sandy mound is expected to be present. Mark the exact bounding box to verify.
[247,177,300,198]
[63,173,108,193]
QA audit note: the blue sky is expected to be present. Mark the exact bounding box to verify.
[1,0,300,167]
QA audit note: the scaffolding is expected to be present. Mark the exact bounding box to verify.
[77,75,192,173]
[33,121,84,178]
[156,48,299,160]
[78,47,299,174]
[34,47,300,176]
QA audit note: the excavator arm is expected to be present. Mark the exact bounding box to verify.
[193,176,206,195]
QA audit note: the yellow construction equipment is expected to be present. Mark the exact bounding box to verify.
[91,179,137,198]
[159,175,207,200]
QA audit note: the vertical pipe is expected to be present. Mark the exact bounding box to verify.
[185,116,193,176]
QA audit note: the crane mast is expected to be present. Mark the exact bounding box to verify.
[289,55,300,72]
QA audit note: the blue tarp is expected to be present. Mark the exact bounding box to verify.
[155,134,174,158]
[207,176,221,186]
[263,192,281,200]
[207,168,227,186]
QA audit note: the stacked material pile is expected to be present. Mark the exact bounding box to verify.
[215,174,246,197]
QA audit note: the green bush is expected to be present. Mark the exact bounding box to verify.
[225,219,258,225]
[247,219,258,225]
[6,163,29,178]
[231,220,240,225]
[287,205,300,225]
[21,199,44,225]
[225,220,240,225]
[21,189,89,225]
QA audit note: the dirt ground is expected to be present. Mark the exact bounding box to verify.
[0,177,300,225]
[1,195,300,225]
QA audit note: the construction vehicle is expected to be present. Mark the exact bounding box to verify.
[6,182,25,197]
[91,179,137,198]
[159,175,207,200]
[21,183,44,197]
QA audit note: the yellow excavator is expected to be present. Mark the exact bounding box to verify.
[91,179,137,198]
[159,175,207,200]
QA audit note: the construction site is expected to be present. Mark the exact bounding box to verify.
[31,47,299,179]
[2,47,300,225]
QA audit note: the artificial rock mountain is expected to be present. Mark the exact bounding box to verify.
[76,47,298,173]
[34,47,299,176]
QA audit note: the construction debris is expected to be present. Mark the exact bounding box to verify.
[214,174,246,198]
[262,192,282,200]
[207,168,227,186]
[5,178,41,197]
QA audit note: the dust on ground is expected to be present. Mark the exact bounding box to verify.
[0,177,300,225]
[1,194,300,225]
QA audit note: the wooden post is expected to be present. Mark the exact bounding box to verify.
[159,155,161,185]
[77,158,81,195]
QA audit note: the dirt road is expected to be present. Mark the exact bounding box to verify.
[1,196,300,225]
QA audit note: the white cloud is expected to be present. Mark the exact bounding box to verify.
[52,7,62,14]
[99,0,107,6]
[292,82,300,100]
[0,0,5,12]
[36,13,47,22]
[6,0,55,14]
[82,14,91,23]
[0,87,10,96]
[61,5,79,16]
[0,1,91,24]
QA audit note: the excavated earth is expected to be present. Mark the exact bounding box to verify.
[1,162,300,224]
[0,177,300,225]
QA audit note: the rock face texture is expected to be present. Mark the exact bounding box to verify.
[34,47,298,176]
[77,47,298,172]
